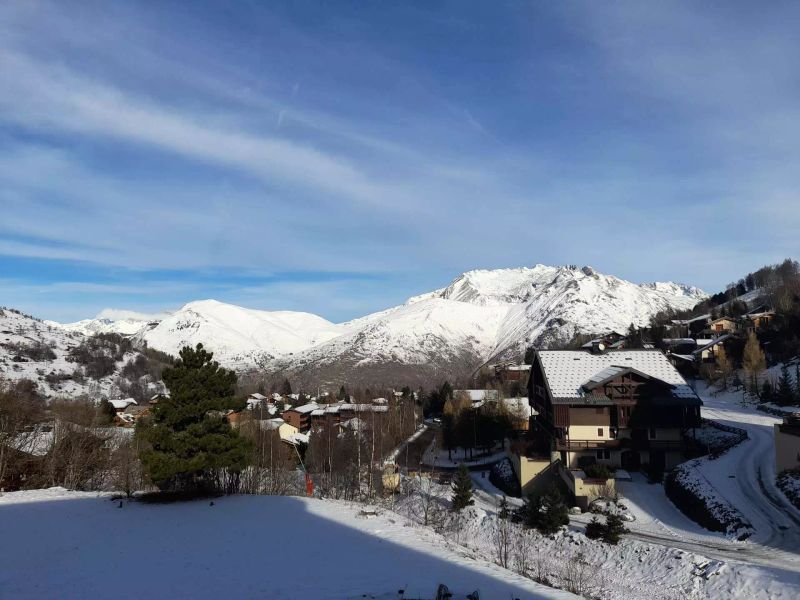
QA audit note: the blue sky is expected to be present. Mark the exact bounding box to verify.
[1,1,799,323]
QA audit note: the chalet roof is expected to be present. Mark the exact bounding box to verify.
[248,393,267,400]
[339,403,388,413]
[671,314,711,325]
[288,403,319,414]
[537,350,698,404]
[454,389,499,402]
[110,398,137,410]
[709,316,739,324]
[581,366,673,391]
[693,334,731,355]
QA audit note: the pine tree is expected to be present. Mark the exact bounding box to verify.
[280,378,292,396]
[537,485,569,534]
[742,332,767,394]
[585,516,603,540]
[775,365,795,406]
[761,379,773,403]
[498,495,510,520]
[138,344,251,494]
[519,493,542,530]
[98,398,117,424]
[338,385,348,401]
[601,512,628,545]
[451,463,474,512]
[794,363,800,404]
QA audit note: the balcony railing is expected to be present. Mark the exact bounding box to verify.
[555,439,621,451]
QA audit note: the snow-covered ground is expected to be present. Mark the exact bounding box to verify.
[0,488,574,600]
[408,472,800,600]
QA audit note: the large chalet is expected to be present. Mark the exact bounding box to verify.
[527,348,702,472]
[512,347,703,507]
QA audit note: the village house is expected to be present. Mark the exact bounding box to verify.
[282,403,319,432]
[517,348,702,508]
[745,310,775,332]
[775,413,800,473]
[706,316,741,336]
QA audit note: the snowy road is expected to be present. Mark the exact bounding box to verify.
[694,384,800,567]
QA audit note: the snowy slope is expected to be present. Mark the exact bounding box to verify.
[0,490,576,600]
[135,299,343,368]
[277,265,706,385]
[0,307,143,398]
[47,265,706,382]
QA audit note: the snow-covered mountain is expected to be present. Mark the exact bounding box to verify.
[277,265,706,386]
[45,264,706,387]
[134,299,342,369]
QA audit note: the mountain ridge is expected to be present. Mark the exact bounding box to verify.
[49,264,706,386]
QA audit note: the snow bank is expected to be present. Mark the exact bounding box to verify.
[665,460,754,539]
[776,470,800,511]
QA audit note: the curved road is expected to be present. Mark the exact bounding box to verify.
[698,388,800,570]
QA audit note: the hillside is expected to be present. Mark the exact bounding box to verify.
[52,264,706,388]
[276,265,706,386]
[0,307,165,400]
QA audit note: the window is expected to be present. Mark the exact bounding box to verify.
[648,428,657,439]
[596,449,610,460]
[597,427,604,437]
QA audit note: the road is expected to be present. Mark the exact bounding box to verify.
[695,384,800,569]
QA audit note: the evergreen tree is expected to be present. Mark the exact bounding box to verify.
[601,512,628,545]
[280,378,292,396]
[795,364,800,404]
[337,385,348,401]
[98,398,117,424]
[523,346,536,365]
[761,379,773,403]
[585,516,604,540]
[519,493,542,530]
[498,495,510,520]
[138,344,250,494]
[537,485,569,534]
[451,463,474,511]
[775,365,795,406]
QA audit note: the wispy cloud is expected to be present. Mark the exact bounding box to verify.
[0,1,798,322]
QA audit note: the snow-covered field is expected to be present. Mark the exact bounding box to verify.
[0,488,575,600]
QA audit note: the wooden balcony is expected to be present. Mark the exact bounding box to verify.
[555,439,621,451]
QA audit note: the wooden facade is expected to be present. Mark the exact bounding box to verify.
[527,350,701,472]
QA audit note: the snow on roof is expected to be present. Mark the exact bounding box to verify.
[371,397,388,404]
[248,393,267,400]
[288,402,319,414]
[310,409,325,416]
[455,389,499,402]
[110,398,137,410]
[260,418,285,431]
[339,403,388,412]
[537,350,697,402]
[693,334,731,355]
[671,313,711,325]
[339,417,367,431]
